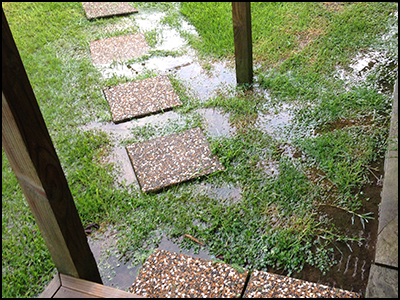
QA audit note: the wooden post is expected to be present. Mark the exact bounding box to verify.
[232,2,253,84]
[2,9,102,284]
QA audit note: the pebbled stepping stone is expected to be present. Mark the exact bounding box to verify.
[129,249,247,298]
[243,270,360,298]
[89,33,149,65]
[82,2,138,20]
[126,127,224,193]
[103,75,182,123]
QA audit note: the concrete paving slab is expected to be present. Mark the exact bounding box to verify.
[82,2,138,20]
[378,78,398,235]
[103,75,182,123]
[129,249,247,298]
[365,264,398,298]
[126,127,224,193]
[375,79,398,267]
[243,270,360,298]
[375,215,398,268]
[366,79,398,298]
[90,34,149,65]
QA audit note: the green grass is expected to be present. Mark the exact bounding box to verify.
[2,2,398,297]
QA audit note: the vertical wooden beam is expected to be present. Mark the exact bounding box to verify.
[2,9,102,284]
[232,2,253,84]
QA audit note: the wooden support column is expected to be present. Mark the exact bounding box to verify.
[2,9,102,284]
[232,2,253,84]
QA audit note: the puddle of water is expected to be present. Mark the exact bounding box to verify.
[99,55,195,79]
[175,60,237,100]
[134,9,197,52]
[334,50,398,94]
[82,120,135,140]
[196,108,235,137]
[255,103,295,142]
[138,55,194,74]
[98,63,139,79]
[131,110,181,127]
[100,16,138,34]
[193,182,242,205]
[87,229,142,291]
[87,228,212,291]
[157,235,212,260]
[134,11,166,32]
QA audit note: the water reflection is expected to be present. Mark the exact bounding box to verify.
[256,103,294,142]
[196,108,235,137]
[175,60,236,100]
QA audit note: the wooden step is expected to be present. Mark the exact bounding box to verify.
[39,272,143,298]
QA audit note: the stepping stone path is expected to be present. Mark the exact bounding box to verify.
[83,2,362,297]
[82,2,138,20]
[103,75,182,123]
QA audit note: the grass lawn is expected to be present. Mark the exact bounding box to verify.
[2,2,398,297]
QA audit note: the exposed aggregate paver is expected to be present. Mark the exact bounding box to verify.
[103,75,182,123]
[82,2,138,20]
[129,249,247,298]
[126,127,224,193]
[90,33,149,65]
[243,270,361,298]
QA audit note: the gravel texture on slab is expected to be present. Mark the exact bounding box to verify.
[243,270,361,298]
[103,75,182,123]
[126,127,225,193]
[129,249,247,298]
[90,33,149,65]
[82,2,138,20]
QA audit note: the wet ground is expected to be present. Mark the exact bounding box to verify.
[80,6,397,295]
[269,158,384,297]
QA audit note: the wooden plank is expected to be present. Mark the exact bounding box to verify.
[39,273,61,298]
[2,8,102,284]
[59,274,144,298]
[54,286,97,298]
[232,2,253,84]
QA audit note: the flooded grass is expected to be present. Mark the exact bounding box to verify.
[2,2,398,297]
